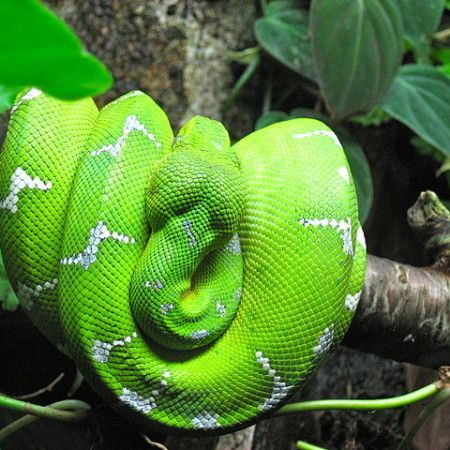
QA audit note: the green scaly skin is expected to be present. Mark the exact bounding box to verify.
[0,89,366,435]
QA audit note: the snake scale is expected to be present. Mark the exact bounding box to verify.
[0,89,366,435]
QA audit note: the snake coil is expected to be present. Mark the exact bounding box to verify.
[0,89,366,435]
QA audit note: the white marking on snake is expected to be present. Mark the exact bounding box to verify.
[17,278,58,311]
[298,218,353,256]
[109,90,144,105]
[344,291,362,312]
[92,331,138,363]
[145,279,164,290]
[337,166,350,184]
[256,351,292,411]
[357,226,366,250]
[161,303,174,315]
[225,233,241,254]
[90,115,161,157]
[192,412,220,429]
[191,330,209,340]
[0,167,52,214]
[119,370,171,413]
[11,88,42,112]
[235,287,243,301]
[314,327,334,357]
[61,221,136,269]
[119,388,156,413]
[291,130,342,148]
[216,302,226,317]
[183,220,197,246]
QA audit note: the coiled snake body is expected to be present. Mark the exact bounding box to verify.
[0,89,366,435]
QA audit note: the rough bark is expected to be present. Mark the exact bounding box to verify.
[344,255,450,368]
[345,191,450,369]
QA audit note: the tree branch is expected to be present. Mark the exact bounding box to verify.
[344,191,450,368]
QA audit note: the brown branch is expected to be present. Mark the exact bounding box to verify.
[14,373,65,400]
[344,192,450,368]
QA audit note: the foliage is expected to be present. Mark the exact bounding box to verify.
[382,64,450,157]
[0,0,112,113]
[397,0,445,62]
[247,0,450,222]
[254,2,315,80]
[310,0,404,120]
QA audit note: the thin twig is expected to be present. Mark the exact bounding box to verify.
[15,373,65,400]
[434,28,450,42]
[141,433,169,450]
[67,369,84,397]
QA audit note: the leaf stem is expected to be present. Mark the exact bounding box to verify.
[397,387,450,450]
[277,383,440,415]
[221,52,261,118]
[0,394,90,422]
[296,439,327,450]
[259,0,267,15]
[0,399,91,442]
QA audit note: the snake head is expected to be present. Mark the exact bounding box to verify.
[146,116,245,246]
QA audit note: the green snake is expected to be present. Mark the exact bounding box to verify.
[0,89,366,435]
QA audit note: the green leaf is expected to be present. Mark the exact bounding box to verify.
[0,253,19,311]
[0,0,112,101]
[254,8,316,81]
[255,108,373,222]
[0,86,21,114]
[265,0,302,16]
[338,130,373,223]
[439,64,450,78]
[350,105,392,127]
[288,107,328,122]
[433,48,450,65]
[397,0,445,61]
[311,0,404,120]
[410,136,444,163]
[382,64,450,156]
[255,111,289,129]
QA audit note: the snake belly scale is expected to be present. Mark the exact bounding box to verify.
[0,89,366,435]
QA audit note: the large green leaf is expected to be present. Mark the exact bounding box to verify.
[254,108,373,222]
[310,0,404,120]
[382,64,450,156]
[397,0,445,60]
[254,7,316,81]
[0,0,112,110]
